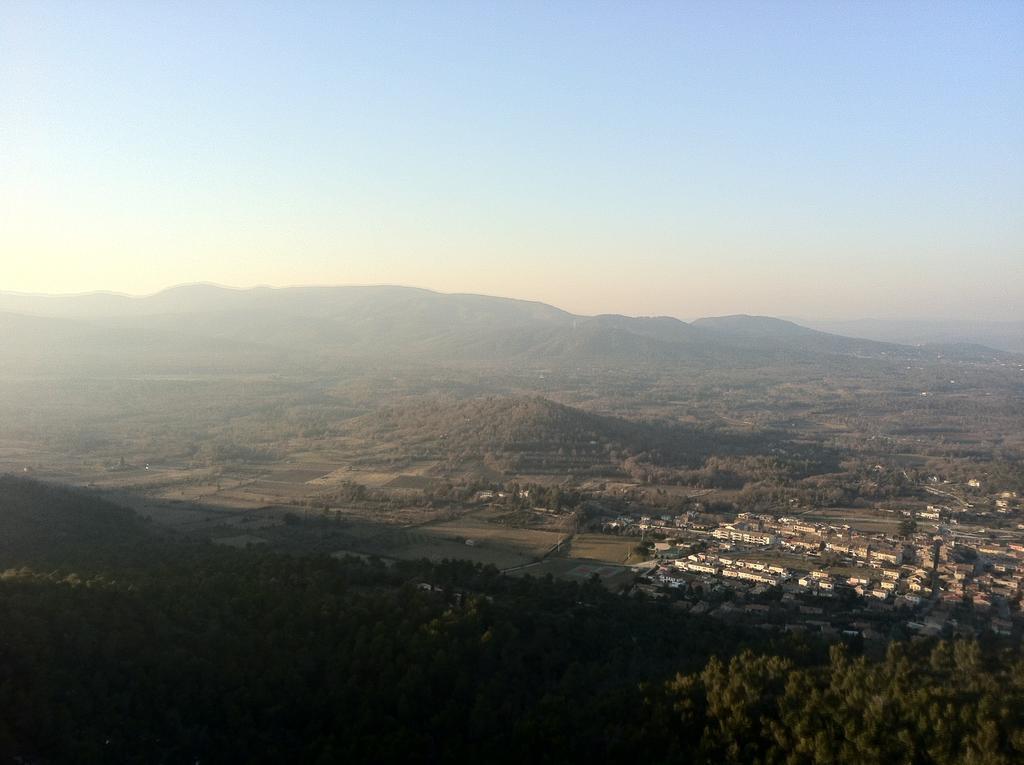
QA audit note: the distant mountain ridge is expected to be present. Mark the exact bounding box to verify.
[0,284,1013,370]
[799,317,1024,355]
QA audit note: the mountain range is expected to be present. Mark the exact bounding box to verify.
[798,318,1024,355]
[0,284,1014,372]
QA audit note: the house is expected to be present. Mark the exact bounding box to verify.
[870,546,905,565]
[722,567,781,586]
[786,538,822,552]
[713,525,778,546]
[677,561,719,576]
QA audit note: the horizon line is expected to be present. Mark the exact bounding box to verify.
[1,282,1022,325]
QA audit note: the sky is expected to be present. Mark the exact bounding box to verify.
[2,1,1022,321]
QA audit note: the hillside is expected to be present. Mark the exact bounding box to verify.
[802,318,1024,355]
[691,314,909,357]
[334,395,822,479]
[0,475,156,568]
[337,395,646,473]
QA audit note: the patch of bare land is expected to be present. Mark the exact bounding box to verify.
[566,533,643,565]
[797,507,903,535]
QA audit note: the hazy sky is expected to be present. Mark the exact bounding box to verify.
[2,1,1022,320]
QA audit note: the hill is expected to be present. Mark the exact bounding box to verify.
[0,475,156,569]
[337,395,650,473]
[691,314,909,357]
[334,395,826,480]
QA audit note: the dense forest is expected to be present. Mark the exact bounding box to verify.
[1,476,1022,764]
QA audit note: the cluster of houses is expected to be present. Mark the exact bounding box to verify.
[616,493,1024,638]
[675,554,788,586]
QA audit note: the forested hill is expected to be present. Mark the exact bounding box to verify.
[338,395,648,470]
[1,476,1022,764]
[344,395,626,444]
[0,475,157,569]
[334,395,814,475]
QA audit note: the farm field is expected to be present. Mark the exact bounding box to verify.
[507,556,635,589]
[323,522,547,570]
[420,519,561,549]
[566,533,642,565]
[730,549,818,573]
[797,507,903,534]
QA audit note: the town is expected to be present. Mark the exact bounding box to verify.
[595,480,1024,643]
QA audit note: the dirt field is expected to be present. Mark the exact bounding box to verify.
[415,513,564,558]
[566,533,642,565]
[246,506,570,570]
[731,549,816,573]
[385,474,436,490]
[326,522,542,569]
[799,507,902,534]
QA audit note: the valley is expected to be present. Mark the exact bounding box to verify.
[1,286,1022,644]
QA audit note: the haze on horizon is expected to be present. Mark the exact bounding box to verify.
[2,2,1022,321]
